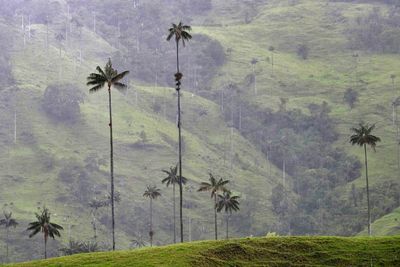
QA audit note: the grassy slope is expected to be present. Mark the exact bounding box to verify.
[195,0,400,235]
[6,236,400,267]
[0,9,283,261]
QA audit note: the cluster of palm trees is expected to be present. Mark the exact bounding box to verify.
[143,171,240,246]
[86,22,194,249]
[0,206,66,260]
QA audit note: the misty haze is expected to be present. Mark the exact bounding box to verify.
[0,0,399,266]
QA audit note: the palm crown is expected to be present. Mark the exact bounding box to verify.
[87,58,130,93]
[217,191,240,214]
[27,207,63,239]
[162,165,188,186]
[0,211,18,229]
[143,186,162,199]
[198,173,229,198]
[167,22,192,46]
[350,123,381,150]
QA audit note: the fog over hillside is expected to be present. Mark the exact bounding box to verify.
[0,0,399,263]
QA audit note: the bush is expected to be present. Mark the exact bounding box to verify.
[297,44,309,59]
[42,84,84,123]
[343,88,358,109]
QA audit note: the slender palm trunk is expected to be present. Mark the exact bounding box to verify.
[364,144,371,236]
[150,198,153,247]
[173,183,176,243]
[176,39,184,243]
[226,215,229,240]
[214,195,218,240]
[6,227,9,262]
[271,52,274,76]
[108,86,116,250]
[44,235,47,259]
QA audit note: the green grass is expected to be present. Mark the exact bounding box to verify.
[6,236,400,266]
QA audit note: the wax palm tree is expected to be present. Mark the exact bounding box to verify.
[55,32,65,57]
[130,234,147,248]
[167,21,192,243]
[0,211,18,262]
[217,191,240,239]
[161,164,187,243]
[198,173,229,240]
[143,186,161,246]
[350,123,381,236]
[87,59,129,250]
[27,207,63,259]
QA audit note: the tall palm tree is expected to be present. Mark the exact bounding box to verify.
[167,21,192,243]
[198,173,229,240]
[0,211,18,262]
[161,164,187,243]
[143,186,161,246]
[87,59,129,250]
[350,123,381,236]
[27,207,63,259]
[216,191,240,239]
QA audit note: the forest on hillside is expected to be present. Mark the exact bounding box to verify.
[0,0,400,263]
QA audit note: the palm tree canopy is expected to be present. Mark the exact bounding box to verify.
[216,191,240,214]
[27,207,63,239]
[166,22,192,46]
[350,123,381,151]
[0,211,18,228]
[143,186,162,199]
[55,33,65,42]
[161,165,188,186]
[86,58,130,93]
[198,173,229,198]
[393,97,400,107]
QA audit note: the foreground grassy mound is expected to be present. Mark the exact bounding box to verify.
[7,236,400,267]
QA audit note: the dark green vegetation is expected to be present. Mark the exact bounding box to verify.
[0,0,400,263]
[6,236,400,267]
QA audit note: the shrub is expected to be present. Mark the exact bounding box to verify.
[42,84,84,123]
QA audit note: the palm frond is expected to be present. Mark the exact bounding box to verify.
[28,227,41,238]
[111,70,130,83]
[89,84,105,93]
[113,82,127,93]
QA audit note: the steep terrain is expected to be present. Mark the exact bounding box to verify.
[0,0,400,263]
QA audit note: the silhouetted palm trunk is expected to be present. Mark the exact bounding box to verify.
[175,39,184,243]
[214,195,218,240]
[108,86,116,250]
[173,183,176,243]
[6,227,9,262]
[364,144,371,236]
[150,198,153,247]
[226,215,229,240]
[44,234,47,259]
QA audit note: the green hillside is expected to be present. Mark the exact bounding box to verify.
[196,0,400,235]
[1,0,400,263]
[6,236,400,267]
